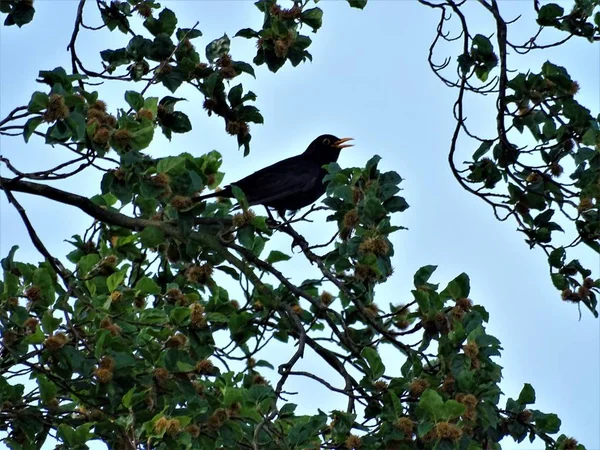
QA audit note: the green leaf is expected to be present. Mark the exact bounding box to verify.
[130,124,154,151]
[135,277,161,295]
[361,347,385,379]
[41,310,61,334]
[28,91,49,112]
[4,2,35,27]
[266,250,291,264]
[347,0,368,9]
[551,273,568,290]
[143,8,177,37]
[106,269,127,292]
[165,111,192,133]
[36,375,57,403]
[535,412,561,433]
[23,117,43,143]
[548,247,565,268]
[472,34,493,56]
[518,383,536,405]
[414,265,437,287]
[301,7,323,32]
[231,185,249,210]
[65,111,86,142]
[235,28,259,39]
[441,273,470,300]
[473,141,493,160]
[419,389,444,420]
[140,226,165,248]
[125,91,144,111]
[23,325,45,345]
[157,156,186,175]
[237,226,255,250]
[122,387,135,408]
[206,34,230,62]
[442,400,467,420]
[176,28,202,40]
[537,4,564,25]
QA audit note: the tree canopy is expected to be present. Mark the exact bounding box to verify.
[0,0,598,449]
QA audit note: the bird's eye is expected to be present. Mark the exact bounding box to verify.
[323,138,331,145]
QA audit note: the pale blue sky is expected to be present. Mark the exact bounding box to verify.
[1,1,598,448]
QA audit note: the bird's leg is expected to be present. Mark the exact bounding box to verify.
[264,206,280,228]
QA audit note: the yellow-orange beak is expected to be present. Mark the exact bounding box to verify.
[332,137,354,149]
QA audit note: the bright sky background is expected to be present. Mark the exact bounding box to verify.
[1,1,599,449]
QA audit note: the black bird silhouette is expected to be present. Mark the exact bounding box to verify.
[194,134,353,218]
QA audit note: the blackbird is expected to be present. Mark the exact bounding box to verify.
[194,134,353,217]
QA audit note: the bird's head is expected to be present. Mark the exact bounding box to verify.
[304,134,354,163]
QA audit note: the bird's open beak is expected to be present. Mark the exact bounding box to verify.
[332,137,354,149]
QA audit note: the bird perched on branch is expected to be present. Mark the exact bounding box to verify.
[194,134,353,218]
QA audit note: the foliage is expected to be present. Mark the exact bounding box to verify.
[421,0,600,317]
[0,0,596,449]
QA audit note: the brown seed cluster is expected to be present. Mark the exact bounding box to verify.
[359,236,389,256]
[373,380,388,392]
[561,288,580,303]
[136,3,152,18]
[113,128,133,150]
[171,195,193,211]
[232,209,256,227]
[165,288,185,305]
[252,374,267,385]
[364,303,379,318]
[578,197,594,212]
[25,285,42,302]
[23,317,39,332]
[344,208,360,228]
[270,4,302,20]
[185,424,200,438]
[463,341,479,360]
[320,291,334,306]
[409,378,429,397]
[150,172,170,187]
[216,54,237,79]
[395,417,414,436]
[434,312,451,334]
[165,333,187,349]
[456,298,472,312]
[440,375,455,394]
[456,393,478,421]
[154,417,169,434]
[136,108,154,121]
[99,317,122,336]
[345,434,362,449]
[354,264,378,283]
[434,421,462,441]
[225,120,249,137]
[517,409,533,424]
[43,94,69,122]
[166,418,182,436]
[92,127,111,146]
[195,359,214,375]
[153,367,170,386]
[207,408,229,430]
[186,264,213,285]
[2,330,18,347]
[93,356,115,384]
[549,163,563,177]
[189,302,207,327]
[44,332,68,351]
[563,438,579,450]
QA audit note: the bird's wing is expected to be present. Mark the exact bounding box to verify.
[230,156,321,206]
